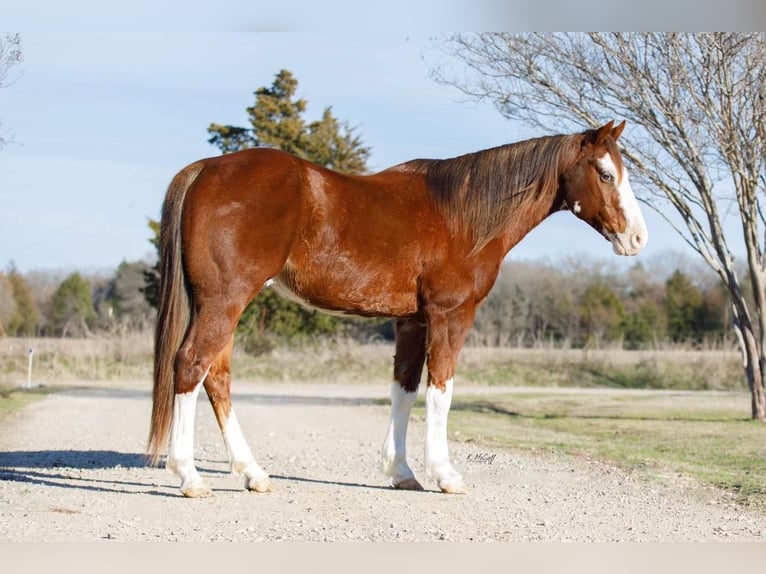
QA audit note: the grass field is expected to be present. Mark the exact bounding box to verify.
[0,384,55,421]
[439,389,766,508]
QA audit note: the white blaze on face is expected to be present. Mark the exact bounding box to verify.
[596,153,648,256]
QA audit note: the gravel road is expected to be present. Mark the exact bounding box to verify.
[0,382,764,542]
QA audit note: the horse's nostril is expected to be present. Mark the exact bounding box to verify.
[631,232,644,249]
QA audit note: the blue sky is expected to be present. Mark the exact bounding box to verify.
[0,32,699,273]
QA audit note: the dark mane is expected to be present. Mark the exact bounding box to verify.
[408,134,579,248]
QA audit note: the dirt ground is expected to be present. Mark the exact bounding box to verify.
[0,381,764,542]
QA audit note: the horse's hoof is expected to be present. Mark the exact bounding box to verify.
[393,477,425,491]
[438,478,466,494]
[181,484,212,498]
[247,476,273,493]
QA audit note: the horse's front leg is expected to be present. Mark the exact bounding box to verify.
[423,303,475,494]
[425,377,463,493]
[381,382,422,490]
[381,318,427,490]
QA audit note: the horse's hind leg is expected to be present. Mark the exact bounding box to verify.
[167,301,245,497]
[204,338,272,493]
[381,318,426,490]
[167,364,210,498]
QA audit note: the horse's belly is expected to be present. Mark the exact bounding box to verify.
[271,266,418,318]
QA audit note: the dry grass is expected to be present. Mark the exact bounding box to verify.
[457,347,746,391]
[232,338,395,385]
[0,333,154,385]
[0,335,746,392]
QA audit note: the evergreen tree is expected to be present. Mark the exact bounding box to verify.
[621,262,667,349]
[580,281,626,348]
[698,284,727,343]
[141,219,161,310]
[622,301,665,349]
[49,273,96,337]
[0,273,16,335]
[146,70,373,352]
[664,270,704,343]
[108,260,155,329]
[208,69,370,171]
[306,107,370,173]
[6,265,39,336]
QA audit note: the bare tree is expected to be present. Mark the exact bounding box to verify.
[434,33,766,419]
[0,33,23,151]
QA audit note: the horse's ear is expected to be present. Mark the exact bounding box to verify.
[594,121,615,144]
[583,121,615,147]
[611,120,626,140]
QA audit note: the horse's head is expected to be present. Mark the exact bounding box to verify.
[561,121,647,256]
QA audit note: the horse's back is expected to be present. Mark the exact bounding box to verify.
[173,147,459,318]
[271,162,439,317]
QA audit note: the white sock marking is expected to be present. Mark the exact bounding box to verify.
[167,366,210,492]
[425,378,452,471]
[425,378,464,491]
[222,408,269,484]
[381,383,418,483]
[223,409,252,469]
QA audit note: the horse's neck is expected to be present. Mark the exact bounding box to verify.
[498,182,565,255]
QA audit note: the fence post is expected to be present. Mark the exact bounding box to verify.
[27,347,34,388]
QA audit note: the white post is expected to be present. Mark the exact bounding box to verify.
[27,348,33,388]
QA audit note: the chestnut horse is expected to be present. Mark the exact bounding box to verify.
[148,120,647,497]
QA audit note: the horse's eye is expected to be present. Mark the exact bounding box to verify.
[600,172,615,183]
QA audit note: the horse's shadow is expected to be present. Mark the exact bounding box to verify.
[0,449,179,497]
[0,450,399,496]
[0,449,147,470]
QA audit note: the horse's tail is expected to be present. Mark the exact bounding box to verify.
[147,162,204,465]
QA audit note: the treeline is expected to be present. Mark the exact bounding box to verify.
[473,258,731,350]
[0,261,155,337]
[0,255,738,352]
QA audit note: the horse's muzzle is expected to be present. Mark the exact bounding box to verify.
[608,225,648,256]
